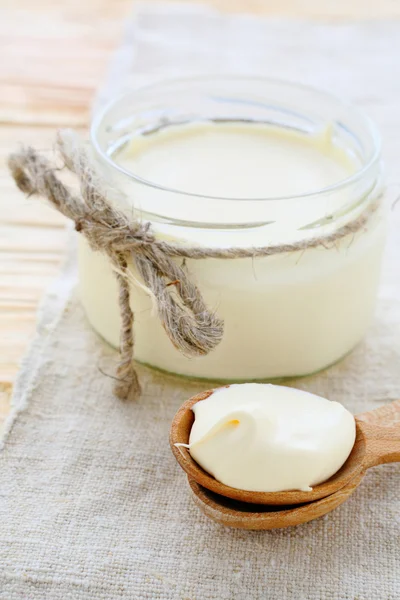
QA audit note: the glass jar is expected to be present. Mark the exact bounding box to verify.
[79,76,385,381]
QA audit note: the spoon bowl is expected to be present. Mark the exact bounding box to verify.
[170,389,400,506]
[188,471,365,530]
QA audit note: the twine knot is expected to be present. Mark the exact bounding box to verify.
[8,130,224,399]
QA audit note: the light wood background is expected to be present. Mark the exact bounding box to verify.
[1,0,399,427]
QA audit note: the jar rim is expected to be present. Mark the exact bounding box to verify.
[91,74,381,203]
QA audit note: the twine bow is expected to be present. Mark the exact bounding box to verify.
[8,130,379,399]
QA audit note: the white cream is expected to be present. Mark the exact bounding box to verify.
[118,122,354,203]
[114,122,361,235]
[187,384,356,493]
[79,121,385,381]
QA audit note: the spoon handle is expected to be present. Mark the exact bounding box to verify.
[358,398,400,428]
[358,422,400,468]
[357,400,400,469]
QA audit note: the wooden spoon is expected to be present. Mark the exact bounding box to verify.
[170,389,400,506]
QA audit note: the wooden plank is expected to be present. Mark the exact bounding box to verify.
[0,126,68,386]
[0,2,129,125]
[171,0,400,18]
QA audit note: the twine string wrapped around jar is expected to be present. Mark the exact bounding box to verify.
[8,129,379,399]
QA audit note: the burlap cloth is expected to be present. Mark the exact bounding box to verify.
[1,4,400,599]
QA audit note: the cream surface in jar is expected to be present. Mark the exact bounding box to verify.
[80,78,385,381]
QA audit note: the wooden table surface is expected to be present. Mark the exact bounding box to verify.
[1,0,400,427]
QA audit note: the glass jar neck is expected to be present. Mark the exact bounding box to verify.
[91,76,381,246]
